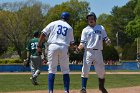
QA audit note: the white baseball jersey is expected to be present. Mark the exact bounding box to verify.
[42,20,74,46]
[80,24,107,50]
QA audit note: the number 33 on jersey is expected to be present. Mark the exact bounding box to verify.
[42,20,74,46]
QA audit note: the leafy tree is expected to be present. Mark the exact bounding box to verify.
[126,0,140,38]
[97,13,112,38]
[109,0,137,47]
[0,11,8,55]
[0,37,7,55]
[134,0,140,18]
[0,11,24,57]
[17,3,45,43]
[103,44,119,61]
[126,18,140,38]
[0,1,50,59]
[122,42,137,60]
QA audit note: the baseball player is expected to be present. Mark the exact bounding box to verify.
[37,12,74,93]
[76,12,111,93]
[26,31,46,85]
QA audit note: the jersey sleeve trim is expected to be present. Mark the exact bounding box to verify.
[42,32,48,37]
[103,37,108,41]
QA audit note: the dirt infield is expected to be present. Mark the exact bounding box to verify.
[1,71,140,75]
[7,86,140,93]
[2,72,140,93]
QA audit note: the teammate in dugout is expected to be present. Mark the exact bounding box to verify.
[76,12,111,93]
[26,31,46,85]
[37,12,74,93]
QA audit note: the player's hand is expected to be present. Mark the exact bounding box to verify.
[105,38,111,46]
[23,58,30,67]
[42,58,47,64]
[25,57,30,63]
[74,47,80,54]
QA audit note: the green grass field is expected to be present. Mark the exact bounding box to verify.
[0,74,140,92]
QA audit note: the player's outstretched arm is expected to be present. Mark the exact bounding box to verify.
[23,51,30,67]
[37,33,46,55]
[74,43,84,54]
[78,43,84,50]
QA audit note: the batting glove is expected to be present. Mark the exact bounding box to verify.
[105,38,111,46]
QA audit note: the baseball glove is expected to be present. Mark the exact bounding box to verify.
[23,58,30,67]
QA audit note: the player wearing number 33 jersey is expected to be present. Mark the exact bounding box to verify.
[37,12,74,93]
[42,18,74,46]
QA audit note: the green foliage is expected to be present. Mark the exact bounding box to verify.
[126,18,140,38]
[0,37,7,55]
[0,58,22,64]
[109,1,136,47]
[103,44,119,61]
[0,47,17,59]
[0,0,50,58]
[122,42,137,60]
[97,14,112,38]
[96,0,140,60]
[7,47,15,53]
[134,0,140,16]
[69,48,84,63]
[21,50,27,60]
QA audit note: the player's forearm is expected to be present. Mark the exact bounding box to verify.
[42,49,46,57]
[38,33,46,47]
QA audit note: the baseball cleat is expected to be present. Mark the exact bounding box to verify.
[64,91,69,93]
[80,88,86,93]
[30,76,38,85]
[99,88,108,93]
